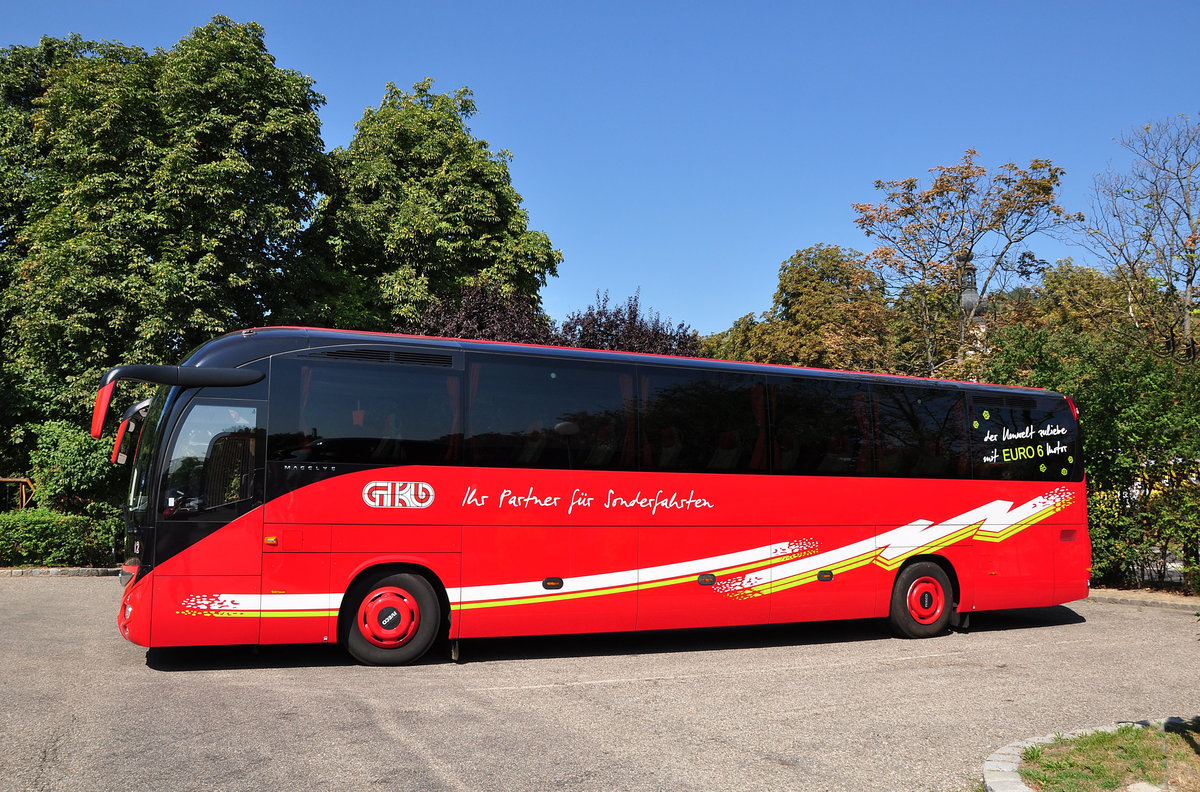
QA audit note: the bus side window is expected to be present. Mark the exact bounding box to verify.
[639,369,766,474]
[873,385,968,479]
[162,402,262,519]
[769,377,872,476]
[268,358,462,470]
[465,354,635,471]
[970,395,1082,482]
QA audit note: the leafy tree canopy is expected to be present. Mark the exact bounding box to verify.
[558,290,701,357]
[401,287,702,357]
[398,281,558,345]
[0,17,326,432]
[984,276,1200,586]
[703,244,891,372]
[0,18,566,488]
[308,78,561,329]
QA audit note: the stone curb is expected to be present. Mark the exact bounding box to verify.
[981,717,1189,792]
[1087,593,1198,612]
[0,567,119,577]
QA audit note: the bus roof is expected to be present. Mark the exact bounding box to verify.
[183,326,1061,399]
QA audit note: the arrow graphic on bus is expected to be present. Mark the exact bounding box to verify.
[726,486,1076,598]
[449,487,1076,610]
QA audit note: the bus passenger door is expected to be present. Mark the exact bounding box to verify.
[149,398,265,647]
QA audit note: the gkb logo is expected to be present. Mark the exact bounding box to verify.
[362,481,435,509]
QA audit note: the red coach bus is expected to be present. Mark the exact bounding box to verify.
[91,327,1089,665]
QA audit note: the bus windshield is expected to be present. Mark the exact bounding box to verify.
[126,388,169,525]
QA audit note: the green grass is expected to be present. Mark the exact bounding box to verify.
[1016,719,1200,792]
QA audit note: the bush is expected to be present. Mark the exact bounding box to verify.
[28,420,124,515]
[1086,489,1133,587]
[0,508,116,567]
[23,420,125,556]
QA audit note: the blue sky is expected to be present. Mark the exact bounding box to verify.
[6,1,1199,334]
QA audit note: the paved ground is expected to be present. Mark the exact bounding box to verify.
[1,576,1196,792]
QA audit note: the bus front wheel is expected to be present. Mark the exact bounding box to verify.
[344,572,440,665]
[888,561,952,638]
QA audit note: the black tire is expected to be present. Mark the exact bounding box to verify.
[342,572,440,665]
[888,561,953,638]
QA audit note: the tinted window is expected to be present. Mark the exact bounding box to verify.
[874,385,968,478]
[769,377,872,476]
[268,357,461,469]
[970,394,1083,481]
[466,354,635,470]
[161,399,264,521]
[640,368,767,473]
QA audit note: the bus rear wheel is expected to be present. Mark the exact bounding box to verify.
[888,561,952,638]
[344,572,440,665]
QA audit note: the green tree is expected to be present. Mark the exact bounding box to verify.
[308,79,561,330]
[27,420,122,524]
[0,35,114,473]
[0,18,326,459]
[984,267,1200,588]
[149,17,328,337]
[705,244,892,371]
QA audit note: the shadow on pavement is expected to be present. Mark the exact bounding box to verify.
[964,604,1086,633]
[146,642,354,672]
[458,619,892,664]
[144,604,1087,670]
[456,604,1087,664]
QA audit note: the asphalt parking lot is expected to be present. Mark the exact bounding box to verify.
[1,576,1197,792]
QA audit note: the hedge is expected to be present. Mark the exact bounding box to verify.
[0,508,116,567]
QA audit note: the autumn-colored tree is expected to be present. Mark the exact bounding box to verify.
[852,150,1079,376]
[704,244,891,372]
[1085,114,1200,360]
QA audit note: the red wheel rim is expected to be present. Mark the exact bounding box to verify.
[357,586,421,649]
[905,576,945,625]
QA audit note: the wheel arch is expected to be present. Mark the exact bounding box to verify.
[337,561,452,647]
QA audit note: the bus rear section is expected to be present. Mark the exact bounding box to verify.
[92,327,1089,665]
